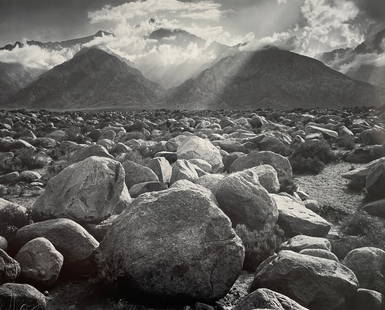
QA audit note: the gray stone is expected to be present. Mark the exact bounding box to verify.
[15,237,63,287]
[96,186,244,300]
[33,156,131,224]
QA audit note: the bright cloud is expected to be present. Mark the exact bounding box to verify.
[244,0,365,57]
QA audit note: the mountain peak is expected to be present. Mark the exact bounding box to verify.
[8,48,163,110]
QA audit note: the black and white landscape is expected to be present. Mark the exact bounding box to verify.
[1,0,385,309]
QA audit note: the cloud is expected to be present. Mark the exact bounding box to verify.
[0,32,113,69]
[0,44,77,69]
[244,0,365,57]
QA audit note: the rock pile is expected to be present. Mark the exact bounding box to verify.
[0,107,384,309]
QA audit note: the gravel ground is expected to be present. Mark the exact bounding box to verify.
[295,161,365,223]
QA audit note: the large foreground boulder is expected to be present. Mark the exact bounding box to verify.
[32,156,131,224]
[14,219,98,273]
[272,194,331,237]
[96,185,244,301]
[177,136,223,172]
[343,247,385,295]
[15,237,63,288]
[0,283,46,309]
[234,288,308,310]
[252,250,358,310]
[215,168,278,232]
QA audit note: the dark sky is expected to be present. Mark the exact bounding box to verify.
[0,0,128,45]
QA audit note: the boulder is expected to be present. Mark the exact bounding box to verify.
[253,165,280,193]
[14,219,98,272]
[342,157,385,191]
[272,194,331,237]
[0,237,7,251]
[215,169,278,232]
[195,174,225,194]
[0,283,46,309]
[300,249,339,261]
[170,159,199,184]
[345,145,385,164]
[252,250,359,310]
[15,237,63,288]
[359,128,385,145]
[188,158,213,173]
[20,170,41,183]
[70,144,113,164]
[129,181,168,198]
[177,136,223,172]
[146,157,172,183]
[234,288,308,310]
[343,247,385,295]
[0,198,31,239]
[230,151,292,180]
[32,156,131,224]
[0,249,20,284]
[0,171,20,184]
[96,186,244,301]
[353,289,383,310]
[122,160,159,189]
[366,161,385,200]
[280,235,332,252]
[363,199,385,218]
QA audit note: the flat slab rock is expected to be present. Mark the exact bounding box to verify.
[271,194,331,237]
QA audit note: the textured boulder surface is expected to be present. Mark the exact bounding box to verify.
[0,198,31,237]
[252,250,359,310]
[32,156,131,224]
[272,194,331,237]
[177,136,223,172]
[170,159,199,184]
[0,283,47,309]
[96,185,245,301]
[230,151,292,180]
[280,235,332,252]
[215,168,278,232]
[122,159,159,189]
[14,219,99,268]
[343,247,385,295]
[15,237,64,287]
[0,249,20,284]
[234,288,309,310]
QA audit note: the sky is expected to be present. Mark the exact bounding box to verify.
[0,0,384,46]
[0,0,384,75]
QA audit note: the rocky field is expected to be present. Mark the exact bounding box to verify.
[1,107,385,310]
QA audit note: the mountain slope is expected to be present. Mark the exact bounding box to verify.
[7,47,163,110]
[321,28,385,89]
[0,62,43,103]
[165,47,384,110]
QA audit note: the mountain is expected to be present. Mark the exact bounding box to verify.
[0,30,112,51]
[0,62,43,104]
[164,46,384,110]
[149,28,205,48]
[321,28,385,89]
[6,48,163,110]
[138,27,237,89]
